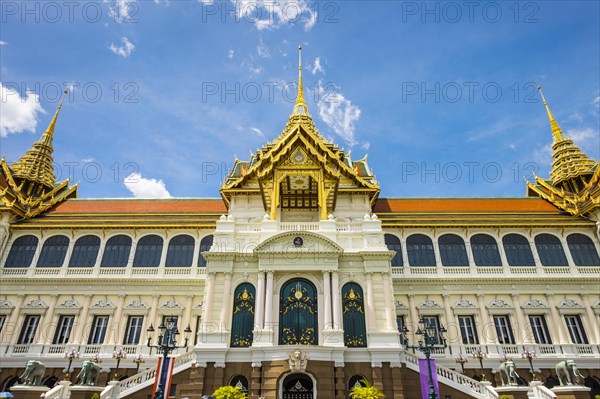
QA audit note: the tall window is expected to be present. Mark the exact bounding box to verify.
[439,234,469,266]
[5,235,38,268]
[279,278,318,345]
[36,235,69,268]
[123,316,144,344]
[162,315,179,328]
[470,234,502,266]
[198,235,214,267]
[0,315,5,333]
[397,315,407,345]
[88,316,109,344]
[53,315,75,344]
[406,234,436,266]
[133,235,163,267]
[230,283,255,347]
[18,315,41,344]
[493,315,515,344]
[421,316,443,345]
[567,234,600,266]
[502,234,535,266]
[165,235,194,267]
[458,316,479,344]
[342,283,367,347]
[384,234,403,266]
[101,235,132,267]
[535,234,568,266]
[69,235,100,267]
[529,315,552,344]
[564,315,588,344]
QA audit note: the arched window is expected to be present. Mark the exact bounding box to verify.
[438,234,468,266]
[567,234,600,266]
[407,234,436,266]
[198,235,214,267]
[282,374,313,397]
[5,235,38,268]
[502,234,535,266]
[229,375,248,392]
[165,235,195,267]
[348,375,368,391]
[37,235,69,268]
[470,234,502,266]
[133,235,163,267]
[279,278,318,345]
[69,235,101,267]
[384,234,403,266]
[101,235,132,267]
[342,283,367,348]
[230,283,255,347]
[535,234,568,266]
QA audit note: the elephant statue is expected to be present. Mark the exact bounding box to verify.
[20,360,46,386]
[76,361,102,386]
[556,360,584,386]
[499,360,521,386]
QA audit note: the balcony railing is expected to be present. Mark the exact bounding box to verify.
[1,265,207,280]
[391,265,600,279]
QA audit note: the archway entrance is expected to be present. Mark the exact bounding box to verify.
[281,373,314,399]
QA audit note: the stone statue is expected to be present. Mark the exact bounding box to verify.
[498,359,521,386]
[20,360,46,386]
[76,361,102,386]
[556,360,584,386]
[288,349,308,372]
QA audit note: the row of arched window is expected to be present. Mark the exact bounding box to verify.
[4,234,214,268]
[384,233,600,267]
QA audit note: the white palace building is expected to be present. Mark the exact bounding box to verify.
[0,50,599,399]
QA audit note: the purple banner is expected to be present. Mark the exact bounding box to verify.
[418,358,440,399]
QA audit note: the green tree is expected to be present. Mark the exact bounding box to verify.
[211,385,248,399]
[349,380,386,399]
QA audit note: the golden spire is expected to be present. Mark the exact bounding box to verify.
[292,45,308,115]
[537,85,566,143]
[10,91,67,189]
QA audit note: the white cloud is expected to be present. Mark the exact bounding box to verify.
[257,38,270,58]
[0,41,7,46]
[105,0,137,23]
[303,8,317,31]
[310,57,324,74]
[227,49,235,59]
[123,172,172,198]
[231,0,317,31]
[250,127,265,137]
[109,37,135,58]
[0,84,45,137]
[567,127,599,150]
[316,82,361,147]
[569,112,583,123]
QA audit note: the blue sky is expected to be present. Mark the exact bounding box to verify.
[1,0,599,199]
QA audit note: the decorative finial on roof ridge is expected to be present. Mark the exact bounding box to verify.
[292,45,308,116]
[537,85,567,143]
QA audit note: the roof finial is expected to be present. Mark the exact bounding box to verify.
[537,85,566,143]
[292,45,308,115]
[40,90,67,146]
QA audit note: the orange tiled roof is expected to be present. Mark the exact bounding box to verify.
[49,199,227,214]
[373,198,560,213]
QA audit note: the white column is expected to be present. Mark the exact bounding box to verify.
[255,272,265,329]
[39,294,59,344]
[407,293,419,343]
[365,273,375,330]
[147,295,160,330]
[183,295,194,330]
[511,293,530,344]
[264,271,274,326]
[323,271,332,329]
[382,273,396,331]
[477,294,494,344]
[73,294,92,344]
[111,294,126,345]
[580,294,599,344]
[441,294,454,331]
[546,294,567,344]
[220,272,233,328]
[331,271,342,330]
[202,273,215,327]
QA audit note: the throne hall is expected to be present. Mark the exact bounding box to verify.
[0,49,599,399]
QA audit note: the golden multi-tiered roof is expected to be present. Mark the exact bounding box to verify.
[220,47,380,220]
[0,93,77,221]
[526,87,599,217]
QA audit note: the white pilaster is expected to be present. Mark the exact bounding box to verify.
[255,271,265,329]
[331,271,342,329]
[220,272,232,328]
[264,271,274,326]
[365,273,375,330]
[323,271,332,329]
[382,273,396,331]
[546,293,567,344]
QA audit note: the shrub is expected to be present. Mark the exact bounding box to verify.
[349,379,386,399]
[211,386,248,399]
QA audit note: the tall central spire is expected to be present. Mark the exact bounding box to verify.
[537,85,566,143]
[292,45,308,115]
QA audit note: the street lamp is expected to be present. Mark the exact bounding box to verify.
[455,353,468,374]
[132,353,145,374]
[405,317,447,399]
[112,348,127,380]
[521,347,537,381]
[471,347,487,381]
[147,321,192,399]
[64,348,80,381]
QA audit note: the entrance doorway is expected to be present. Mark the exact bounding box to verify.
[281,373,314,399]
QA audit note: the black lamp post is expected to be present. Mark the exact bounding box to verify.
[405,317,447,399]
[112,348,127,380]
[521,347,537,381]
[146,321,192,399]
[63,348,80,381]
[455,353,468,374]
[472,347,487,381]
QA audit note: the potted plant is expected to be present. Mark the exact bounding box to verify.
[211,386,247,399]
[349,380,386,399]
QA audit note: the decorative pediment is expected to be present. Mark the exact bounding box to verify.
[454,299,477,309]
[125,300,148,310]
[57,299,80,309]
[557,299,583,309]
[0,299,14,309]
[488,299,511,309]
[23,299,47,309]
[395,300,408,310]
[91,299,114,309]
[253,231,343,255]
[160,300,182,309]
[418,299,441,309]
[522,299,547,309]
